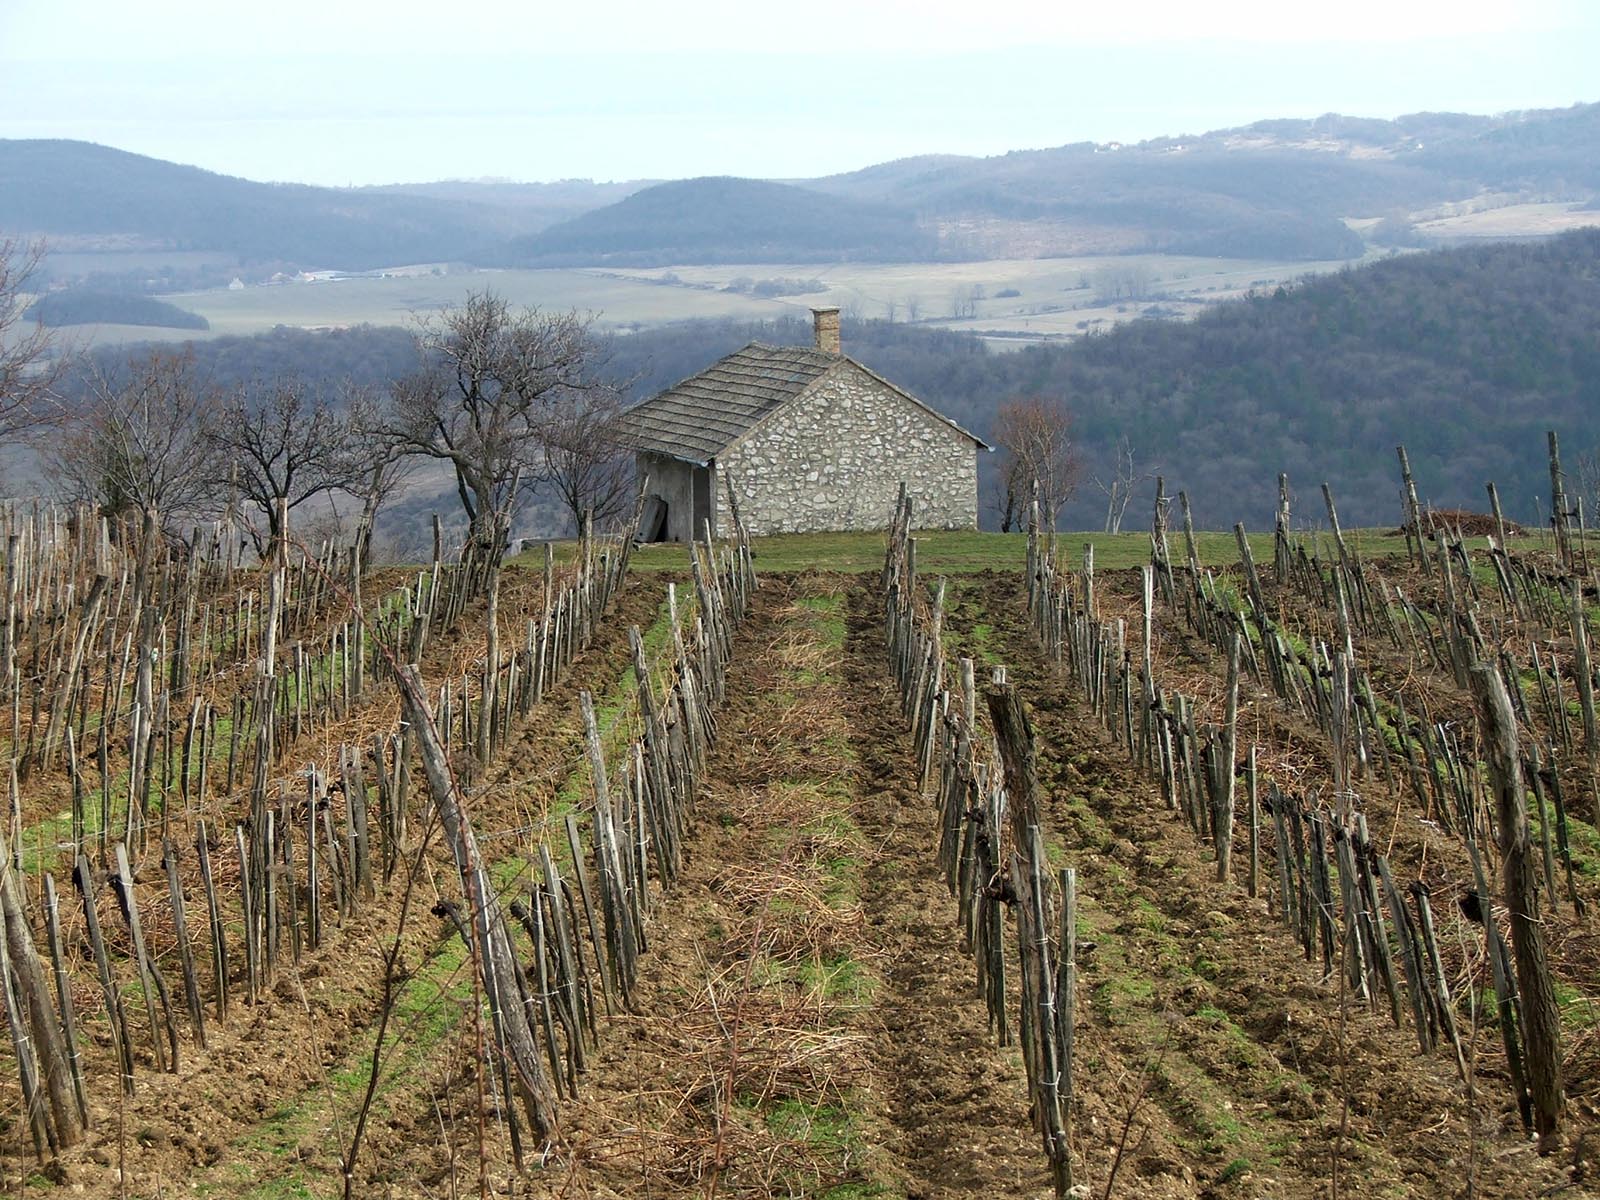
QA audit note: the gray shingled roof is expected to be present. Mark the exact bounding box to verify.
[619,340,987,463]
[617,342,837,464]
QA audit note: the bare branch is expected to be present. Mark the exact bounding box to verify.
[0,238,67,443]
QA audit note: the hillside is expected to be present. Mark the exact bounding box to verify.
[971,230,1600,529]
[0,140,501,270]
[3,103,1597,275]
[58,234,1600,538]
[503,176,937,265]
[810,103,1600,259]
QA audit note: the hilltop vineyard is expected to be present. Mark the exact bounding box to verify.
[0,435,1595,1198]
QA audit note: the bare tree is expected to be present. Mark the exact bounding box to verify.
[0,238,65,443]
[383,291,607,550]
[537,388,634,536]
[1091,436,1153,535]
[384,291,608,764]
[992,395,1077,532]
[50,349,225,530]
[1091,263,1158,303]
[1575,445,1600,534]
[207,376,367,557]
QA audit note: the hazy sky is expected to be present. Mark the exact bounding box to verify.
[2,0,1597,186]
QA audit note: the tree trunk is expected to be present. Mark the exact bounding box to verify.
[479,550,501,765]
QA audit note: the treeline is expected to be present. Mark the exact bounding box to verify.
[26,290,210,330]
[88,324,424,390]
[75,231,1600,534]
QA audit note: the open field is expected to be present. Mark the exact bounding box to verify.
[1415,201,1600,241]
[602,252,1373,342]
[160,268,791,337]
[41,251,1377,352]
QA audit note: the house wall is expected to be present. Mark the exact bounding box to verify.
[636,452,703,542]
[716,365,978,537]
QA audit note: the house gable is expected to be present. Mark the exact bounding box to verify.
[716,359,978,536]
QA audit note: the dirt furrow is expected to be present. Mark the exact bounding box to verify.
[956,569,1576,1199]
[556,575,1052,1199]
[841,582,1050,1199]
[41,577,667,1199]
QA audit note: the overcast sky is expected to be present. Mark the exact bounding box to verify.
[2,0,1596,186]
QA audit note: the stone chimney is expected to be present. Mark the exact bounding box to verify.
[812,306,841,355]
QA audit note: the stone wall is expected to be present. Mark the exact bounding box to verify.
[716,363,978,536]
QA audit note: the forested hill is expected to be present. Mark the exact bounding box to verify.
[502,177,936,265]
[988,230,1600,530]
[76,233,1600,536]
[602,234,1600,531]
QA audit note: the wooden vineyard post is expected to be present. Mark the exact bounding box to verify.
[1274,473,1292,584]
[37,876,90,1133]
[1233,523,1264,615]
[1151,477,1175,606]
[1246,745,1260,898]
[162,840,207,1047]
[1549,431,1573,570]
[395,663,560,1142]
[1568,579,1600,827]
[0,836,86,1149]
[74,855,134,1091]
[196,821,229,1020]
[1056,866,1077,1191]
[986,682,1074,1196]
[1215,627,1240,882]
[113,842,178,1073]
[1397,446,1425,568]
[1470,662,1563,1152]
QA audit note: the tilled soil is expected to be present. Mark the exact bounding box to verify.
[19,565,1596,1199]
[555,575,1050,1198]
[944,569,1591,1199]
[13,575,668,1199]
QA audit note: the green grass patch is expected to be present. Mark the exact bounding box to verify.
[795,593,847,649]
[792,952,877,1004]
[618,528,1418,578]
[1218,1157,1252,1185]
[757,1098,891,1199]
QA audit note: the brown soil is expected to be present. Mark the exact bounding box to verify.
[944,568,1596,1198]
[10,562,1597,1200]
[549,574,1050,1198]
[1,572,668,1198]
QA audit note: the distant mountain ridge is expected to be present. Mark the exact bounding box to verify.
[503,177,937,265]
[0,139,518,269]
[2,102,1597,273]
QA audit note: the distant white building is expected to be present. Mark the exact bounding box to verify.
[228,277,246,291]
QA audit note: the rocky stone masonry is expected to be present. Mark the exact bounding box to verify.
[717,363,979,536]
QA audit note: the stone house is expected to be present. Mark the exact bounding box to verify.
[619,308,986,541]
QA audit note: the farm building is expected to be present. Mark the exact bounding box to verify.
[620,307,986,540]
